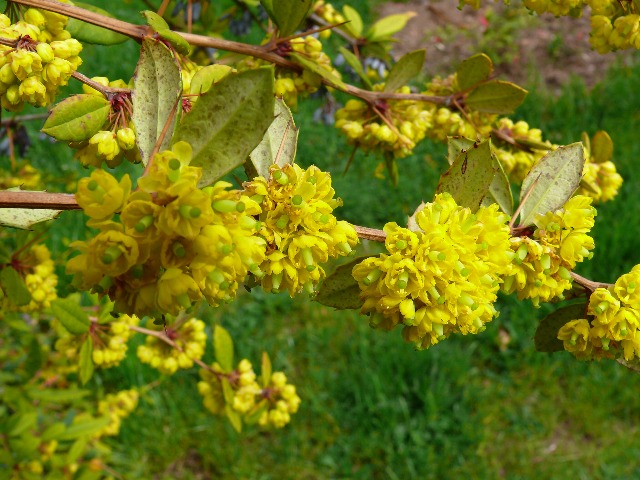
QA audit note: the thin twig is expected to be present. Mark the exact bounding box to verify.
[354,225,385,242]
[1,112,48,125]
[570,272,613,292]
[72,71,130,96]
[0,191,79,209]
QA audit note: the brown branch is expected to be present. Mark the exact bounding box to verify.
[1,112,48,125]
[571,272,613,292]
[0,191,79,209]
[71,71,130,96]
[354,225,385,242]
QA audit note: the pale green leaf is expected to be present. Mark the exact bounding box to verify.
[268,0,313,37]
[591,130,613,163]
[446,136,475,166]
[214,325,234,372]
[383,49,425,93]
[28,388,90,403]
[157,29,191,55]
[436,139,497,212]
[342,5,363,37]
[225,404,243,432]
[248,98,298,178]
[57,417,110,441]
[173,68,275,187]
[367,12,416,42]
[221,378,235,404]
[42,94,110,142]
[483,153,513,215]
[465,80,527,114]
[189,64,233,95]
[67,3,128,45]
[337,47,372,89]
[0,204,61,230]
[0,266,31,306]
[455,53,493,92]
[41,423,66,441]
[132,38,182,165]
[79,337,94,385]
[535,303,587,352]
[7,412,38,437]
[141,10,170,31]
[315,257,371,310]
[519,143,585,226]
[261,352,272,388]
[51,298,91,335]
[289,53,347,90]
[67,438,88,464]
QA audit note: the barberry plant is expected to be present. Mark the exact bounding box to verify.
[0,0,637,477]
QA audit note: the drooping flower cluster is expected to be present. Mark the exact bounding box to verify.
[197,358,301,429]
[137,318,207,375]
[577,131,623,203]
[0,161,42,190]
[55,314,138,368]
[243,163,358,296]
[501,196,597,306]
[0,10,81,111]
[353,193,513,349]
[558,265,640,361]
[97,389,140,436]
[73,77,139,168]
[67,142,266,317]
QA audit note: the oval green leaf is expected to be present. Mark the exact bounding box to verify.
[383,49,425,93]
[214,325,234,372]
[518,143,585,227]
[261,351,272,388]
[42,94,110,142]
[342,5,363,37]
[591,130,613,163]
[132,38,182,165]
[158,29,192,56]
[289,53,347,90]
[141,10,170,31]
[266,0,313,37]
[367,12,416,42]
[436,139,497,212]
[0,266,31,307]
[225,404,243,432]
[465,80,527,114]
[248,98,298,178]
[51,298,91,335]
[534,303,587,353]
[79,337,94,385]
[173,68,275,187]
[315,256,372,310]
[0,204,61,230]
[337,47,372,89]
[189,64,233,96]
[67,3,128,45]
[455,53,493,92]
[57,417,110,441]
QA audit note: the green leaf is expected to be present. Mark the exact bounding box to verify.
[590,130,613,163]
[261,351,272,388]
[189,64,233,96]
[7,412,37,437]
[262,0,313,37]
[79,337,94,385]
[315,257,371,310]
[24,336,42,378]
[248,98,298,178]
[244,401,268,425]
[0,266,31,307]
[446,136,476,166]
[535,303,587,352]
[173,68,275,187]
[289,53,347,90]
[28,388,90,403]
[141,10,170,31]
[57,417,110,441]
[455,53,493,92]
[67,3,128,45]
[366,12,416,42]
[519,143,585,227]
[221,378,235,404]
[157,29,192,56]
[483,152,513,215]
[42,94,110,142]
[132,38,182,166]
[3,311,30,332]
[0,202,61,230]
[436,139,497,212]
[225,404,242,432]
[67,438,88,464]
[51,298,91,335]
[41,422,66,441]
[383,49,425,93]
[337,47,372,89]
[214,325,234,372]
[465,80,527,114]
[342,5,363,37]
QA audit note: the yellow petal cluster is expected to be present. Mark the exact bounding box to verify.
[353,193,513,349]
[97,389,139,437]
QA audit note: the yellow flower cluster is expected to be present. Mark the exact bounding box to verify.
[55,314,138,368]
[491,117,553,184]
[97,389,139,436]
[197,359,300,429]
[313,0,345,38]
[243,163,358,296]
[590,7,640,53]
[258,371,301,429]
[67,142,266,317]
[74,77,139,168]
[0,162,41,190]
[0,10,81,111]
[5,244,58,313]
[558,265,640,361]
[275,36,339,110]
[522,0,584,16]
[353,193,513,349]
[137,318,206,375]
[579,159,623,203]
[502,196,597,306]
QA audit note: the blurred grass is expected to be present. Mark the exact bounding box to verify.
[7,1,640,478]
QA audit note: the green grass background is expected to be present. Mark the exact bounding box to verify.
[8,0,640,478]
